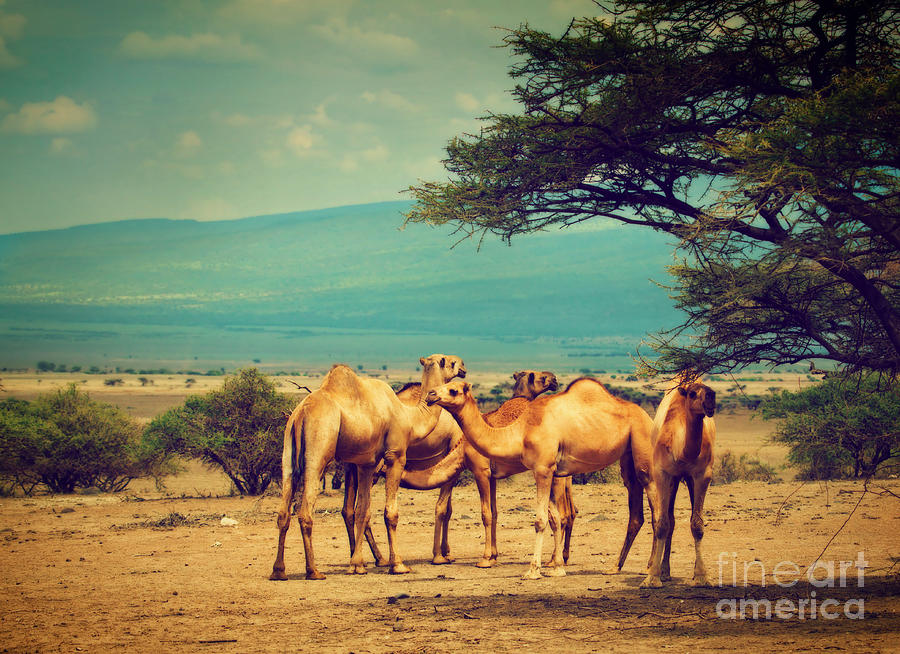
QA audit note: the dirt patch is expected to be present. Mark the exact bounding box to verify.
[2,472,898,653]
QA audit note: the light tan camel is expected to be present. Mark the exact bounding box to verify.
[427,377,659,579]
[269,354,465,580]
[344,370,565,568]
[640,381,716,588]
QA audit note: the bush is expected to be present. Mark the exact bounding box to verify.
[572,466,620,484]
[145,368,293,495]
[713,450,780,484]
[0,387,166,494]
[762,374,900,479]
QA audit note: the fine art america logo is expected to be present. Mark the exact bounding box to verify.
[715,551,868,620]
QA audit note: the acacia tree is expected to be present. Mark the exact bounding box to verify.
[145,368,292,495]
[407,0,900,377]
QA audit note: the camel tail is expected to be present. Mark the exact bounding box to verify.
[283,400,310,487]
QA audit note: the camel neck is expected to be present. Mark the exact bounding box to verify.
[452,397,521,461]
[682,410,704,461]
[409,366,444,439]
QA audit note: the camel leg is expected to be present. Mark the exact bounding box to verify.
[341,464,358,553]
[606,448,645,574]
[489,476,499,561]
[431,481,455,564]
[297,458,328,580]
[641,472,677,588]
[348,464,376,575]
[545,492,566,575]
[524,466,554,580]
[560,477,576,564]
[269,460,296,581]
[472,466,496,567]
[687,473,712,586]
[382,447,411,575]
[343,464,388,567]
[660,477,678,582]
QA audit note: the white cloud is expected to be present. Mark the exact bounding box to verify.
[49,137,74,155]
[454,91,510,115]
[340,142,390,173]
[286,125,317,155]
[119,31,262,63]
[312,19,418,59]
[361,89,419,113]
[1,96,97,134]
[175,130,202,158]
[219,112,254,127]
[308,102,334,128]
[455,92,480,113]
[0,9,25,39]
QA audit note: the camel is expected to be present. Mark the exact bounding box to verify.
[269,354,465,580]
[342,370,566,569]
[426,377,659,579]
[640,381,716,588]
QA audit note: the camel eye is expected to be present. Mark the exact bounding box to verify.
[449,389,457,396]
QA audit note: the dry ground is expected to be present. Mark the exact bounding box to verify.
[1,372,898,652]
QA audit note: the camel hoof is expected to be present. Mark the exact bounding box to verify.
[599,565,621,576]
[375,558,390,567]
[269,569,288,581]
[305,571,326,581]
[522,568,543,580]
[475,559,495,569]
[545,565,566,577]
[390,563,412,575]
[431,555,453,565]
[640,575,662,589]
[690,576,710,587]
[347,564,367,575]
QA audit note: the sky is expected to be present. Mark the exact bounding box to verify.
[0,0,599,235]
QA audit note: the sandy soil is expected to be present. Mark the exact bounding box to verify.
[1,372,898,652]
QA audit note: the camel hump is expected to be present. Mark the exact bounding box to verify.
[395,382,422,402]
[484,397,530,427]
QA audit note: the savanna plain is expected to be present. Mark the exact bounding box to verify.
[1,371,899,653]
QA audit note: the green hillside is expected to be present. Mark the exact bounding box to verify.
[0,201,681,368]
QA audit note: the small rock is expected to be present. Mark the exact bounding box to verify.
[212,541,222,548]
[220,517,238,527]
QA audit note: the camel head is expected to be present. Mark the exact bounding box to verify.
[512,370,558,399]
[678,382,716,418]
[425,380,471,412]
[419,354,467,382]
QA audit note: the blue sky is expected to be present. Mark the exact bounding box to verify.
[0,0,598,234]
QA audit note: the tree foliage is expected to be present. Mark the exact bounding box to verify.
[144,368,293,495]
[762,374,900,479]
[406,0,900,377]
[0,387,163,494]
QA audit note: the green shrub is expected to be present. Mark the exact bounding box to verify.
[145,368,293,495]
[572,466,620,484]
[0,387,166,495]
[713,450,780,484]
[762,374,900,479]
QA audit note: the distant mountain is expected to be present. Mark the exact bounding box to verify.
[0,201,682,368]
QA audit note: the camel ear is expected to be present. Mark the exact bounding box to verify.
[419,357,426,366]
[528,372,535,385]
[463,382,471,394]
[512,371,524,381]
[678,386,687,396]
[440,357,446,368]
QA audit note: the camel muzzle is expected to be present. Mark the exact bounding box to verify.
[425,390,439,405]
